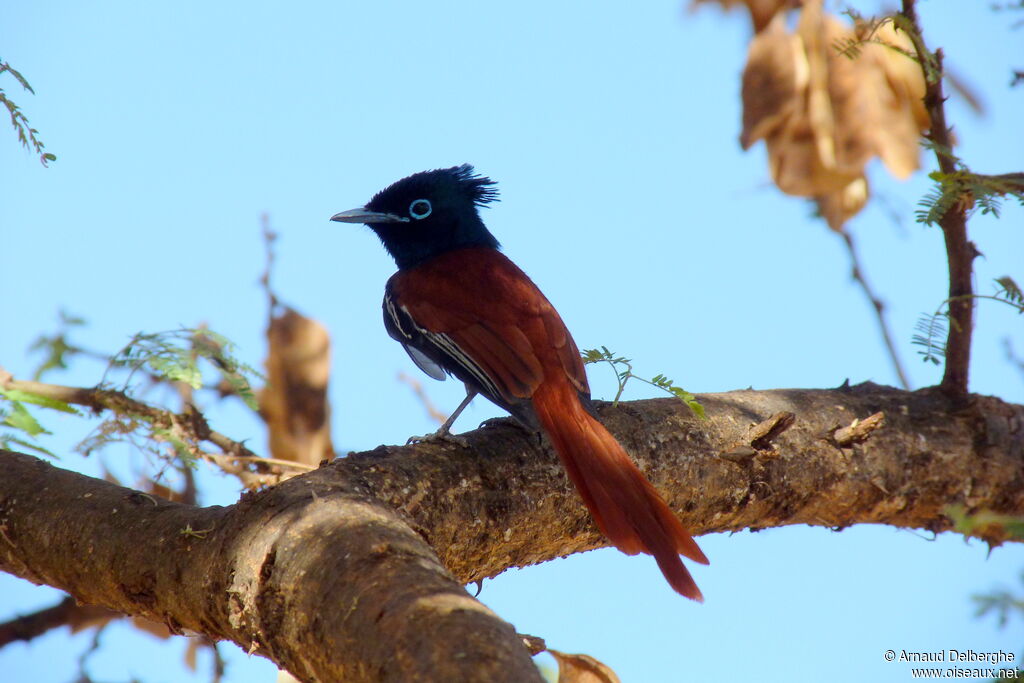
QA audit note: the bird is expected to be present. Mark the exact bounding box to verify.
[330,164,709,600]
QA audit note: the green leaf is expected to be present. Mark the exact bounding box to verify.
[225,372,259,411]
[59,309,86,327]
[153,427,197,465]
[995,276,1024,310]
[108,328,262,402]
[1,434,59,459]
[912,313,947,364]
[0,60,35,93]
[4,401,48,436]
[0,387,80,414]
[580,346,704,416]
[148,355,202,389]
[685,398,706,419]
[946,504,1024,542]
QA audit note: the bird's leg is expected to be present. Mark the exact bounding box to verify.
[407,389,477,447]
[436,389,476,434]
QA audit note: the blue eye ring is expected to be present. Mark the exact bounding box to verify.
[409,199,432,220]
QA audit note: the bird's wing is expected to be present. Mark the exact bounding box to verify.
[385,247,589,408]
[383,295,448,381]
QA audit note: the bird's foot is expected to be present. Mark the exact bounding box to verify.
[407,428,469,448]
[478,416,539,443]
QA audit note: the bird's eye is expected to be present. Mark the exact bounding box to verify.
[409,199,432,220]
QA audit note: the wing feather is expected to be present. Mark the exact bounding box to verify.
[385,248,588,407]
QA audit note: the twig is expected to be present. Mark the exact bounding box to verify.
[720,411,796,463]
[0,597,118,647]
[398,372,449,426]
[260,212,279,311]
[1004,338,1024,382]
[519,633,547,656]
[208,638,226,682]
[0,60,55,166]
[0,372,278,487]
[832,411,886,447]
[209,453,315,471]
[840,232,911,390]
[899,0,976,397]
[76,622,108,679]
[748,411,796,450]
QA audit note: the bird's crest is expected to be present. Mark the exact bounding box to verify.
[447,164,500,207]
[368,164,499,211]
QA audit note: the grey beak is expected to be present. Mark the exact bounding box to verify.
[329,208,409,224]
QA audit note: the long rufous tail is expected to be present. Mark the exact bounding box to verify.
[531,381,709,600]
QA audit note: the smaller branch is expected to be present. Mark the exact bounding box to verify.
[260,212,279,312]
[976,172,1024,188]
[0,371,277,487]
[0,60,55,166]
[398,372,449,425]
[0,596,119,647]
[1004,338,1024,383]
[213,454,315,471]
[899,0,975,397]
[208,639,226,682]
[840,232,911,390]
[75,625,107,679]
[180,404,280,488]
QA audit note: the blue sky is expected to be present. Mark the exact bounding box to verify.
[2,1,1022,681]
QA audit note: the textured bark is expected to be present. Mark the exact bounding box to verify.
[349,382,1024,582]
[1,383,1022,680]
[0,453,539,682]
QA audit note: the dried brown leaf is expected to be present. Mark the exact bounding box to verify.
[549,649,621,683]
[260,308,334,466]
[798,0,837,171]
[758,4,864,198]
[822,23,878,177]
[862,22,928,179]
[66,605,119,634]
[128,616,173,640]
[739,1,929,229]
[740,13,807,149]
[142,478,191,503]
[816,176,869,232]
[184,638,199,671]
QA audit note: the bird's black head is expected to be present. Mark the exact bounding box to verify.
[331,164,501,270]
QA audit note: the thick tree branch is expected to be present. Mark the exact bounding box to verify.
[2,384,1022,680]
[0,448,539,682]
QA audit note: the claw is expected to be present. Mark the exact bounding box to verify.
[479,417,537,444]
[477,416,512,430]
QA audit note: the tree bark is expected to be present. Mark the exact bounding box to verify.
[2,383,1022,681]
